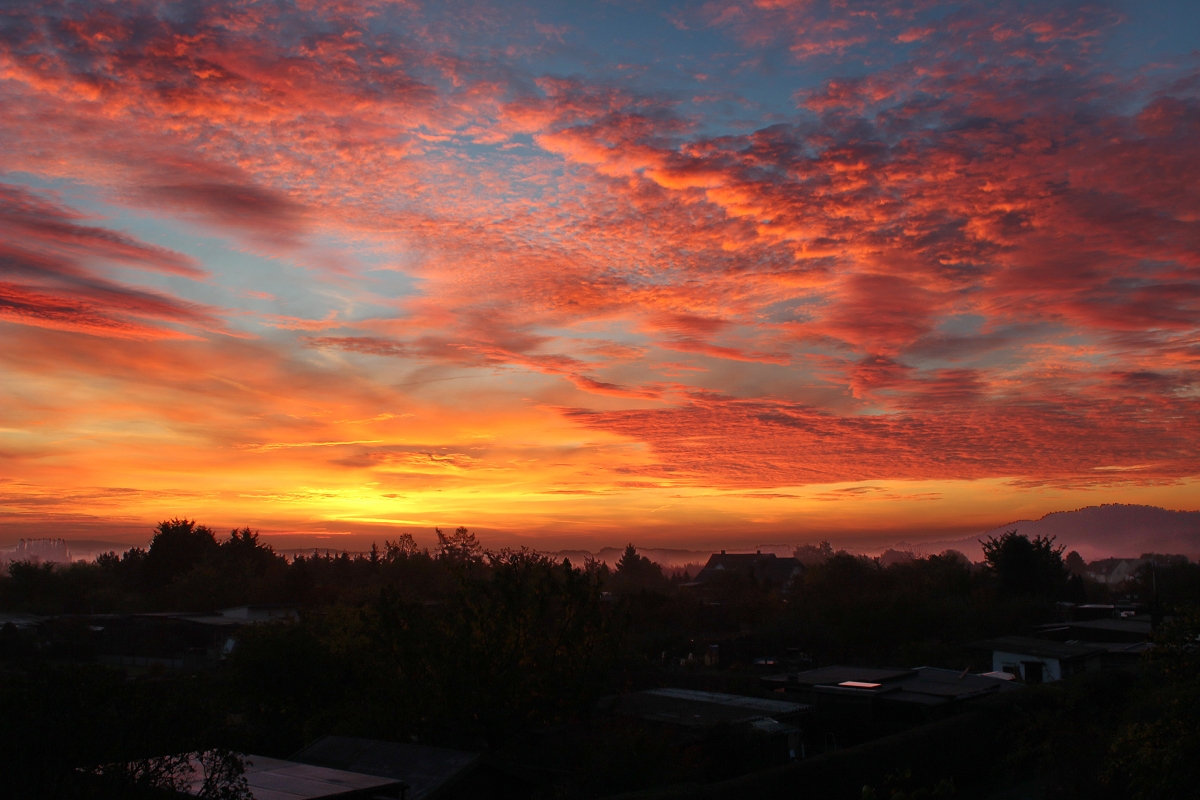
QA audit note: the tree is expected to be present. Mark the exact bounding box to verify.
[143,519,219,590]
[794,541,835,566]
[436,527,483,565]
[384,534,419,562]
[980,530,1068,597]
[220,528,278,577]
[610,545,667,593]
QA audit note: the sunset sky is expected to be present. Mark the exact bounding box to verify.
[1,0,1198,551]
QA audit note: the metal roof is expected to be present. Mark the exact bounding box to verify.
[290,736,479,800]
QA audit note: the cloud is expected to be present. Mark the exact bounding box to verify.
[0,183,222,338]
[0,0,1197,539]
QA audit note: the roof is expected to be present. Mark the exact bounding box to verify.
[765,666,915,687]
[692,553,803,586]
[881,667,1019,703]
[186,755,399,800]
[1066,618,1152,635]
[145,607,299,626]
[768,666,1014,706]
[290,736,479,799]
[972,636,1105,660]
[615,688,810,728]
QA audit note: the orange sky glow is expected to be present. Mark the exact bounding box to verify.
[1,0,1198,551]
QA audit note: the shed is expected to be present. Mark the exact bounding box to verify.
[970,636,1104,683]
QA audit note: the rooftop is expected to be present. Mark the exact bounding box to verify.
[290,736,479,799]
[614,688,810,728]
[186,755,400,800]
[972,636,1106,660]
[765,666,1015,706]
[764,666,915,688]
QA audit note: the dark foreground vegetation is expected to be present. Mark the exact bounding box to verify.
[1,520,1198,799]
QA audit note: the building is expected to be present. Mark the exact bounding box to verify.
[689,551,803,589]
[2,538,72,566]
[1084,558,1145,586]
[970,636,1104,683]
[762,666,1016,721]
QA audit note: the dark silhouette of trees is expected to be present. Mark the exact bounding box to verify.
[980,530,1069,597]
[143,518,220,590]
[225,548,616,752]
[793,540,835,566]
[609,544,668,593]
[436,526,483,565]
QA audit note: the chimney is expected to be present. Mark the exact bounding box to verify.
[757,550,761,555]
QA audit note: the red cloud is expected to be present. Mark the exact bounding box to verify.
[0,183,221,338]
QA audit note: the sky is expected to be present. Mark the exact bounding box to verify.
[1,0,1198,551]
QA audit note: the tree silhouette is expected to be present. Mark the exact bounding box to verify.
[436,527,483,565]
[981,530,1068,597]
[143,518,219,589]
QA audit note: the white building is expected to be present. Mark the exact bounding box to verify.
[974,636,1104,683]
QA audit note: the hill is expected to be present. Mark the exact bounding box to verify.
[914,504,1200,561]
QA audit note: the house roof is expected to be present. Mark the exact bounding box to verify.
[291,736,479,799]
[693,553,803,586]
[971,636,1105,660]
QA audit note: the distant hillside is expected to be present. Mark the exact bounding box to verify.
[915,504,1200,561]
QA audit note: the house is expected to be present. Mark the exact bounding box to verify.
[1084,558,1145,586]
[290,736,480,800]
[970,636,1104,683]
[689,551,803,589]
